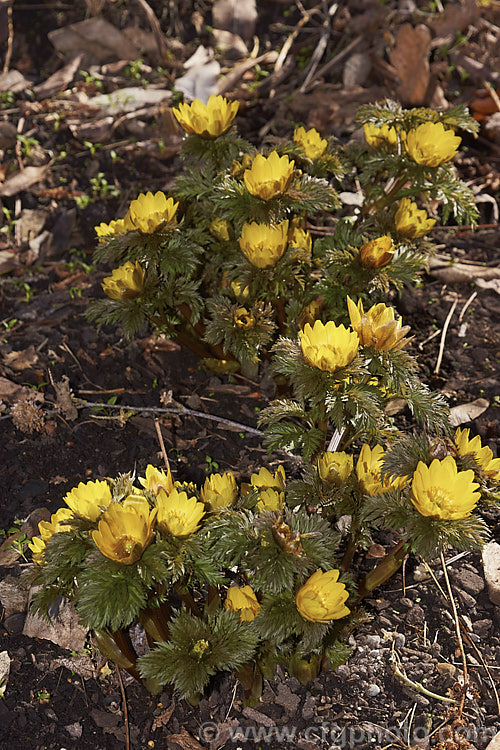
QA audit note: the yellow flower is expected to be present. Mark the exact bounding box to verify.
[234,307,255,329]
[363,122,399,148]
[288,225,312,255]
[92,499,157,565]
[209,218,231,241]
[358,236,395,269]
[139,465,174,496]
[300,320,359,373]
[238,220,289,269]
[201,472,238,509]
[394,198,436,239]
[231,280,250,301]
[225,585,261,622]
[94,218,130,241]
[251,465,286,491]
[455,428,500,481]
[296,569,350,623]
[64,479,113,522]
[28,508,74,564]
[347,297,410,352]
[38,507,74,542]
[125,191,178,234]
[28,536,46,565]
[173,94,239,139]
[317,451,353,486]
[294,126,328,160]
[244,151,295,200]
[356,444,405,495]
[255,488,284,514]
[102,261,145,301]
[406,121,461,167]
[155,487,205,537]
[411,456,480,520]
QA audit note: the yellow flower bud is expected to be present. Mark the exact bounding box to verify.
[411,456,480,520]
[209,218,231,241]
[406,121,461,167]
[139,465,174,496]
[64,479,113,522]
[299,320,359,373]
[296,569,350,623]
[288,225,312,255]
[244,151,294,201]
[363,122,398,148]
[293,126,328,160]
[455,428,500,481]
[255,488,284,514]
[125,191,178,234]
[102,261,145,301]
[28,536,46,565]
[233,307,256,329]
[394,198,436,239]
[225,585,261,622]
[238,220,289,269]
[201,472,238,509]
[251,465,286,491]
[317,451,353,486]
[92,498,157,565]
[358,236,395,269]
[173,94,239,139]
[347,297,410,352]
[155,487,205,537]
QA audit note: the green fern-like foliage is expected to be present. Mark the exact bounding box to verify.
[137,609,260,699]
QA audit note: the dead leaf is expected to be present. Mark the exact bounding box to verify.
[428,256,500,284]
[3,345,38,371]
[151,700,175,731]
[0,249,19,275]
[176,46,220,103]
[449,398,490,427]
[475,278,500,295]
[89,86,171,114]
[52,375,78,420]
[23,588,88,651]
[0,165,49,197]
[48,17,141,64]
[212,0,257,41]
[17,209,48,245]
[389,23,431,105]
[367,544,387,558]
[166,728,205,750]
[429,0,479,41]
[0,652,10,698]
[33,54,84,99]
[0,121,17,150]
[343,52,372,89]
[212,28,248,59]
[0,69,31,93]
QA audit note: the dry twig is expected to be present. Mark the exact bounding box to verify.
[434,296,458,374]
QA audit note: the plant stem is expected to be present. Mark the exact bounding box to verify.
[354,539,409,605]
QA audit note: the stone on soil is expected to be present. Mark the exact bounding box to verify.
[482,542,500,605]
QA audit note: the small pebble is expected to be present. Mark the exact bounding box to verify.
[366,684,381,697]
[365,635,381,649]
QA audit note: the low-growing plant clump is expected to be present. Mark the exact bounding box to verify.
[25,96,500,706]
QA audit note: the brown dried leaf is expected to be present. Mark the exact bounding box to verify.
[0,165,49,197]
[48,17,141,64]
[33,54,84,99]
[3,345,39,371]
[449,398,490,427]
[389,23,431,105]
[212,0,257,41]
[429,0,479,40]
[166,728,205,750]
